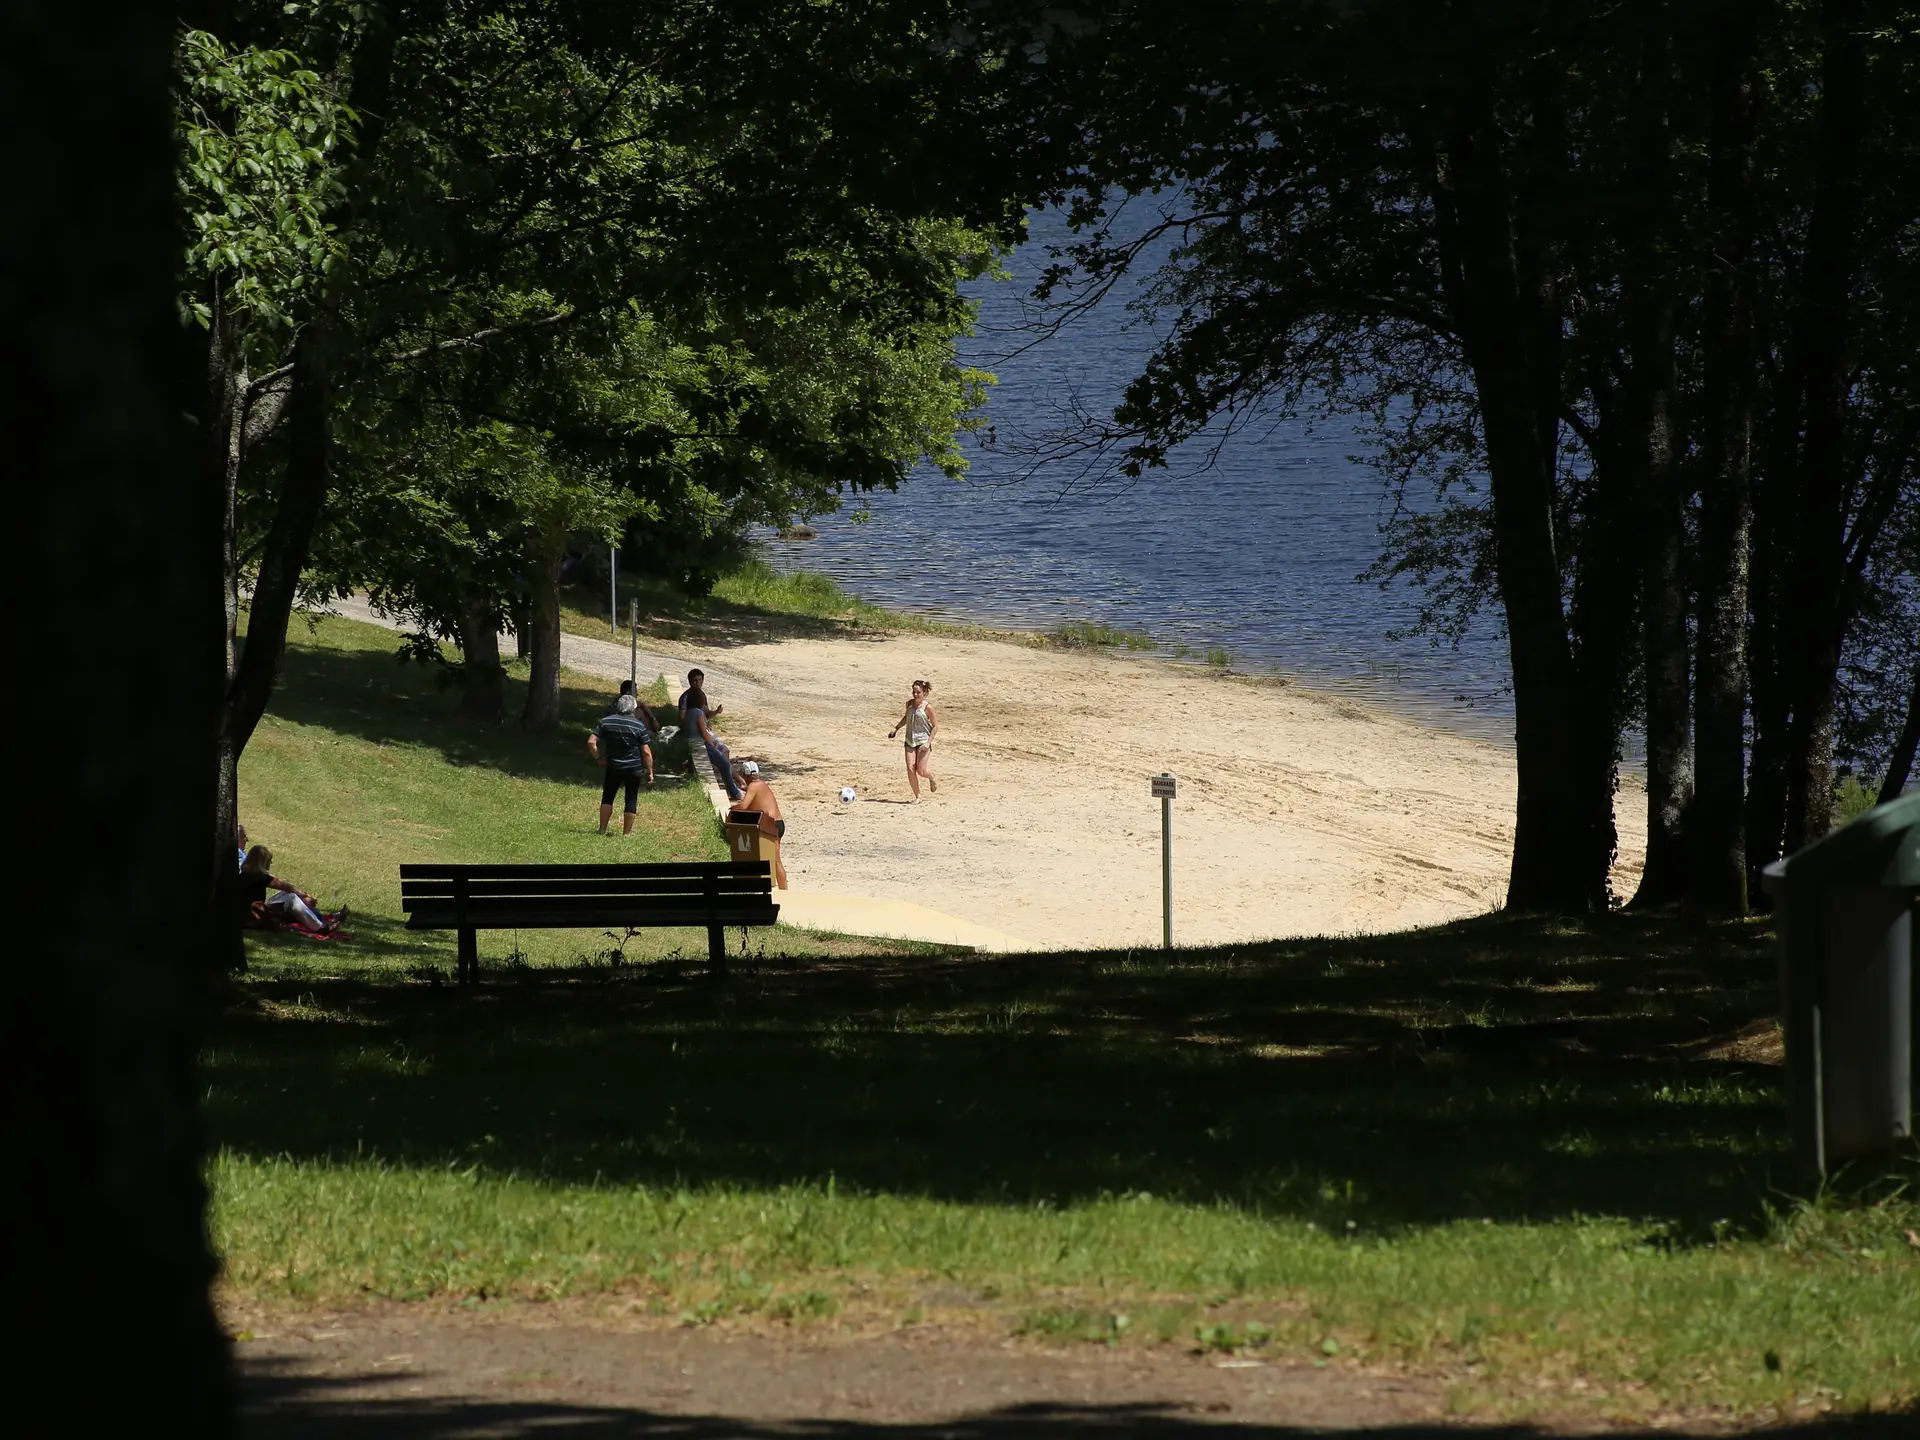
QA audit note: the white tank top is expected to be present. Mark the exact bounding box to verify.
[905,702,933,743]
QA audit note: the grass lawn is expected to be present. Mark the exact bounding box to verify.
[216,611,1919,1426]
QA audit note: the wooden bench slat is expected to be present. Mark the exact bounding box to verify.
[402,877,772,900]
[407,906,779,931]
[401,862,769,880]
[402,898,771,914]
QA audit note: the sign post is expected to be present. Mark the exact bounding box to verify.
[1151,773,1177,949]
[629,599,639,689]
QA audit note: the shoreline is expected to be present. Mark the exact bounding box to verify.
[571,560,1527,754]
[333,593,1647,951]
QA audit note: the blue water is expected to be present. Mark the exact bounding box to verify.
[761,205,1515,745]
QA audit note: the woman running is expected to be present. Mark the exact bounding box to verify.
[887,679,938,799]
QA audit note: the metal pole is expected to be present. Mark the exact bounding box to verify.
[610,544,619,635]
[629,598,638,689]
[1161,790,1173,949]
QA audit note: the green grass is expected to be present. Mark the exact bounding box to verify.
[560,559,1042,650]
[215,611,1920,1423]
[207,916,1920,1418]
[239,612,938,978]
[1053,619,1157,651]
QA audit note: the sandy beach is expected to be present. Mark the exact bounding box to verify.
[327,598,1646,951]
[677,632,1648,950]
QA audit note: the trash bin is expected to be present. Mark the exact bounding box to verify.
[724,811,775,865]
[1760,791,1919,1176]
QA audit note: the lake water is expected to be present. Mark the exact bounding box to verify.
[760,205,1516,746]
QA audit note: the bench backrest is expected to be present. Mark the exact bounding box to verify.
[401,861,775,927]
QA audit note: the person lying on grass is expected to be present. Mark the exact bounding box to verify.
[727,759,787,889]
[238,845,345,935]
[588,692,654,835]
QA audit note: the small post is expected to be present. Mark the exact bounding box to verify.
[629,598,639,690]
[454,872,476,987]
[610,543,619,635]
[1151,773,1177,949]
[705,872,728,976]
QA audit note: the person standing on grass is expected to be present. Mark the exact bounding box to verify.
[680,668,743,803]
[588,692,653,835]
[728,759,788,889]
[887,679,938,799]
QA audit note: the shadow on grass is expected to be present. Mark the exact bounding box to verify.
[561,579,876,649]
[207,909,1809,1235]
[263,636,679,789]
[239,1369,1920,1438]
[245,908,428,966]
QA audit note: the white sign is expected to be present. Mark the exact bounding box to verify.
[1151,774,1177,799]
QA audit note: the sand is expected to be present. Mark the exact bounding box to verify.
[671,633,1647,950]
[325,596,1646,952]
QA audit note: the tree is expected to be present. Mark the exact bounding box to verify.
[11,0,230,1427]
[992,0,1920,911]
[181,0,1031,966]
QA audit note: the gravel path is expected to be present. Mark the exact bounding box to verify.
[237,1305,1447,1437]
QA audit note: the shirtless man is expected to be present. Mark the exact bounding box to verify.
[727,759,787,889]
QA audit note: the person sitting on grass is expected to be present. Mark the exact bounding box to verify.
[588,692,653,835]
[238,845,341,934]
[679,670,743,804]
[727,759,787,890]
[618,679,662,741]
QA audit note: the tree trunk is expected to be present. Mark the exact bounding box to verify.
[1880,662,1920,800]
[225,336,333,759]
[1568,399,1640,910]
[457,593,507,723]
[1781,0,1868,854]
[9,0,231,1423]
[1634,354,1693,905]
[1424,98,1591,912]
[1451,160,1589,913]
[1689,0,1761,914]
[199,279,250,975]
[521,528,565,732]
[1744,600,1791,878]
[1611,3,1693,908]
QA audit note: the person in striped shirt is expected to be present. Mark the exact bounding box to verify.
[587,693,654,835]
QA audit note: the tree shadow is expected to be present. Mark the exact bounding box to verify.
[207,910,1814,1235]
[263,639,681,790]
[562,580,881,648]
[238,1366,1918,1439]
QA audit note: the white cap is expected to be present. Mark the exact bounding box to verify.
[739,760,760,776]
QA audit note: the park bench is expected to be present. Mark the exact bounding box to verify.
[400,861,779,985]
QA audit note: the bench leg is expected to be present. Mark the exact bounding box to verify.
[707,922,727,977]
[458,927,478,987]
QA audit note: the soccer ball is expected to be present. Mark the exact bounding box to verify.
[839,786,857,804]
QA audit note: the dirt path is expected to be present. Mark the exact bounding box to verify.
[237,1304,1447,1437]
